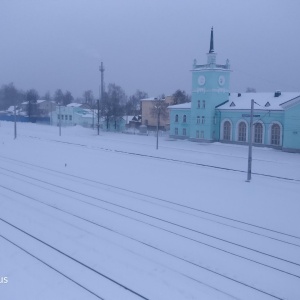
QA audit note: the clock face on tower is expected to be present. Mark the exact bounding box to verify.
[218,75,225,86]
[198,75,206,86]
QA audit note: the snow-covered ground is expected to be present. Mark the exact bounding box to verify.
[0,121,299,300]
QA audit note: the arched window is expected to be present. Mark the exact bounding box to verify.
[223,121,231,140]
[201,116,205,124]
[183,115,187,123]
[197,116,200,124]
[175,114,178,122]
[238,122,247,142]
[197,100,200,108]
[196,130,200,138]
[254,123,263,143]
[175,128,178,135]
[202,100,206,109]
[183,128,186,136]
[271,124,280,145]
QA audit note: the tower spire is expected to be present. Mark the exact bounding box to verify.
[209,27,214,53]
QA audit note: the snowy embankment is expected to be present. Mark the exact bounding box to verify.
[0,121,299,300]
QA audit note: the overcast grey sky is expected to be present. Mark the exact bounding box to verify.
[1,0,299,99]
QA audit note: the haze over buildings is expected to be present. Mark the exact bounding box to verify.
[1,0,299,98]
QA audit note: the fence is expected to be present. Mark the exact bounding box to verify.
[0,115,50,124]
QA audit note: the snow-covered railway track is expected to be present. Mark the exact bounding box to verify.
[0,234,105,300]
[0,153,299,245]
[0,183,287,300]
[0,211,240,300]
[0,217,149,300]
[18,135,300,182]
[0,166,299,273]
[0,171,299,299]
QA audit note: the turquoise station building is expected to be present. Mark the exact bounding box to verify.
[169,28,300,152]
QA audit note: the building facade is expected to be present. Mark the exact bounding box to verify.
[169,28,300,152]
[141,96,173,130]
[52,103,126,131]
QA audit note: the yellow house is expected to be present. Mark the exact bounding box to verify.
[141,96,173,129]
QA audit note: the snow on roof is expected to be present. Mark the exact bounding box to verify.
[141,96,173,102]
[67,103,83,107]
[217,92,300,111]
[7,106,15,112]
[22,99,47,104]
[168,102,191,109]
[123,115,134,124]
[140,97,158,101]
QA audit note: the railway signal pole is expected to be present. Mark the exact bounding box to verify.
[14,104,17,139]
[98,61,105,135]
[246,99,254,182]
[59,104,62,136]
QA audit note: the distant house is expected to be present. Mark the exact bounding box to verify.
[52,103,126,131]
[52,104,95,127]
[124,115,141,128]
[20,100,55,117]
[66,103,91,109]
[5,106,22,115]
[141,96,173,130]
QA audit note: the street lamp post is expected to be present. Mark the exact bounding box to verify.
[92,108,95,130]
[59,104,62,136]
[156,108,160,150]
[97,96,100,135]
[14,104,17,139]
[246,99,254,182]
[98,61,105,136]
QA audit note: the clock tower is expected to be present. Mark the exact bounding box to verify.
[190,27,231,141]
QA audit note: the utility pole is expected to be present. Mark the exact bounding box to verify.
[156,109,160,150]
[50,101,53,125]
[154,98,164,150]
[59,104,61,136]
[246,99,254,182]
[14,104,17,139]
[98,61,105,135]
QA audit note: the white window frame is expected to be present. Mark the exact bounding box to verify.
[268,121,282,146]
[253,121,265,144]
[220,119,233,141]
[235,120,248,142]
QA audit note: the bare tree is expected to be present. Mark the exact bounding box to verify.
[63,90,74,106]
[83,90,94,107]
[151,97,169,149]
[125,89,148,115]
[0,83,24,110]
[172,89,191,105]
[43,91,52,101]
[100,83,126,131]
[26,89,39,118]
[54,89,64,104]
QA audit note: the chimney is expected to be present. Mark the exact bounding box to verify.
[274,90,281,97]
